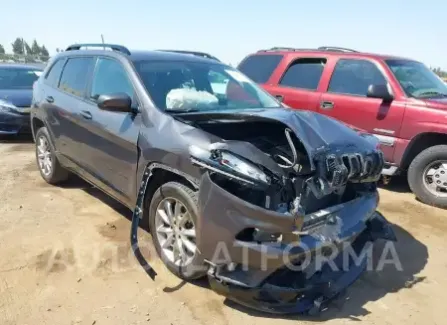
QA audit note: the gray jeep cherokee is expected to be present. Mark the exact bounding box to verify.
[31,43,395,314]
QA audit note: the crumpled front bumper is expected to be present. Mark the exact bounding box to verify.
[197,173,396,314]
[208,213,395,314]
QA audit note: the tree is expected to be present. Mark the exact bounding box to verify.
[432,67,447,78]
[31,40,40,55]
[11,38,24,55]
[24,42,33,55]
[0,44,5,55]
[40,45,49,57]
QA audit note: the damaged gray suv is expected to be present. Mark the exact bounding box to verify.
[31,44,396,314]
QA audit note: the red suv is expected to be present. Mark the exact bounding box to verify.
[238,46,447,208]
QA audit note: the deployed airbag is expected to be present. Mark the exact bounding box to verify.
[166,88,218,110]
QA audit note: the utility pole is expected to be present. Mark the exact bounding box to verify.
[101,34,105,49]
[21,37,26,62]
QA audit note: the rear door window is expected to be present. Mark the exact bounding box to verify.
[237,54,283,83]
[328,59,387,96]
[58,57,95,97]
[279,58,326,90]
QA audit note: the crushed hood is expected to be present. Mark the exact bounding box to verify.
[178,108,380,170]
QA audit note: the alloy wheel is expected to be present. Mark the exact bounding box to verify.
[155,197,197,266]
[37,136,52,176]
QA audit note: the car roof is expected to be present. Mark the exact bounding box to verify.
[0,63,45,70]
[252,47,414,62]
[129,50,223,64]
[55,44,224,65]
[155,50,221,62]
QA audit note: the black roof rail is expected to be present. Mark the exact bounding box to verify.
[317,46,358,53]
[65,43,131,55]
[156,49,220,62]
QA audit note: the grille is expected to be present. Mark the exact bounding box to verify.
[339,151,384,181]
[326,151,384,185]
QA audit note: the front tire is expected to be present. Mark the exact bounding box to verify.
[35,127,70,184]
[148,181,206,280]
[408,145,447,209]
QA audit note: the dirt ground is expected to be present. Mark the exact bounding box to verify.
[1,138,446,325]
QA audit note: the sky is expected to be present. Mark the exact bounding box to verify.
[1,0,445,69]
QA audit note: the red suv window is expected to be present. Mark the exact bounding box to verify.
[238,54,283,84]
[279,58,327,90]
[328,59,387,96]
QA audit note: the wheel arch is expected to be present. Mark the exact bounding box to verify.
[139,163,200,221]
[31,116,46,142]
[400,132,447,170]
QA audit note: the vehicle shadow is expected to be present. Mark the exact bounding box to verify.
[59,175,135,221]
[0,133,33,143]
[65,176,157,278]
[223,221,428,321]
[67,176,428,321]
[378,175,411,194]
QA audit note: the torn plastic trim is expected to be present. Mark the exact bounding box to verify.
[130,162,200,280]
[130,164,157,280]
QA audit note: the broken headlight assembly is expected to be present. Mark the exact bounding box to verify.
[190,145,271,187]
[219,152,270,184]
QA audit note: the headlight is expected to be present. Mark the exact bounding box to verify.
[219,152,270,184]
[0,100,17,113]
[189,145,271,186]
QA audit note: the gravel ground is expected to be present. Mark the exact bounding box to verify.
[1,138,446,325]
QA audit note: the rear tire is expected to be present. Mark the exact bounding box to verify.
[35,127,70,184]
[148,181,206,280]
[408,145,447,209]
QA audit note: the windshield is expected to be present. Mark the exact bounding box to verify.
[0,67,42,90]
[132,60,281,112]
[386,59,447,98]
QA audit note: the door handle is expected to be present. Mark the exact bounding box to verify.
[45,96,54,103]
[275,94,284,102]
[320,101,334,110]
[80,110,92,120]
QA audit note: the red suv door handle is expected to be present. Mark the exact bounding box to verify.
[275,95,284,102]
[320,101,334,110]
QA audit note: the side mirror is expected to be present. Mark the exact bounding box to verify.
[367,84,394,102]
[97,93,133,113]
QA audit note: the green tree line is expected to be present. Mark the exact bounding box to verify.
[431,67,447,79]
[0,37,50,63]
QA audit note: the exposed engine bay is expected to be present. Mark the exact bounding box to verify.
[189,119,384,217]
